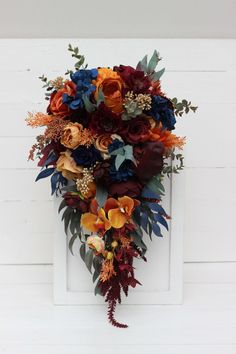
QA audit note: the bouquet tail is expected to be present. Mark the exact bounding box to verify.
[107,299,128,329]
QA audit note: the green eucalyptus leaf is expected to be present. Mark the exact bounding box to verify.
[80,243,86,261]
[97,88,105,106]
[110,146,125,156]
[82,94,96,113]
[69,233,78,255]
[151,68,165,82]
[136,54,148,73]
[115,154,125,170]
[95,183,108,208]
[85,249,94,273]
[147,50,160,74]
[94,280,102,296]
[58,199,67,214]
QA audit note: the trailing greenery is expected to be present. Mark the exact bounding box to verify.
[171,97,197,117]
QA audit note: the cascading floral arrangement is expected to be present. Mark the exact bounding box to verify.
[27,45,197,328]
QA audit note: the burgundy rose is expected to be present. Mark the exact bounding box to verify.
[89,103,123,134]
[108,179,143,198]
[122,117,151,144]
[134,141,165,183]
[63,192,89,212]
[114,65,151,94]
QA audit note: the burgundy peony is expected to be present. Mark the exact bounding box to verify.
[122,116,151,144]
[114,65,151,94]
[89,103,123,134]
[108,179,143,198]
[134,141,165,183]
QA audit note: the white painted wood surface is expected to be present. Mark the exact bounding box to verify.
[0,266,236,354]
[0,38,235,354]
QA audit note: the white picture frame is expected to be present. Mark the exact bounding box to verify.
[53,171,184,305]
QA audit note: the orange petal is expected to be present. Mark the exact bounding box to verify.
[98,208,111,231]
[108,208,127,229]
[90,199,99,214]
[81,213,99,232]
[133,198,140,208]
[118,196,134,216]
[104,198,119,213]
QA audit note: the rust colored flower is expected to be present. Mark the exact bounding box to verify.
[149,80,163,96]
[93,68,124,114]
[142,124,186,151]
[49,81,76,117]
[104,196,140,229]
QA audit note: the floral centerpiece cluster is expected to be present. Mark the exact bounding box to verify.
[27,45,196,328]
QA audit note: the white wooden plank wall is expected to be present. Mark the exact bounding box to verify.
[0,39,235,278]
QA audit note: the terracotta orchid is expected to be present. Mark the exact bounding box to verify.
[104,196,140,229]
[81,196,139,231]
[81,199,111,234]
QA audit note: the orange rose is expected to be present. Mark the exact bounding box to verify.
[50,81,76,117]
[61,123,83,149]
[93,68,124,114]
[56,150,83,180]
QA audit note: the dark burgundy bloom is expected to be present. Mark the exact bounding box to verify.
[63,192,89,212]
[67,107,90,127]
[89,103,123,134]
[134,141,165,183]
[93,160,111,184]
[114,65,151,94]
[121,116,151,144]
[108,179,143,198]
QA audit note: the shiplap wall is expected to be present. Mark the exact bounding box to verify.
[0,39,235,272]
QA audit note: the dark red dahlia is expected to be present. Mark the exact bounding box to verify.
[114,65,151,94]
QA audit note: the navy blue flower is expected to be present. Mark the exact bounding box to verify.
[109,160,134,182]
[62,69,98,110]
[108,139,124,154]
[71,146,102,167]
[148,95,176,131]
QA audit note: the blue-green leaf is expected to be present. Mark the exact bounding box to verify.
[147,50,160,74]
[115,154,125,170]
[136,54,148,73]
[95,183,108,207]
[151,68,165,82]
[82,94,96,113]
